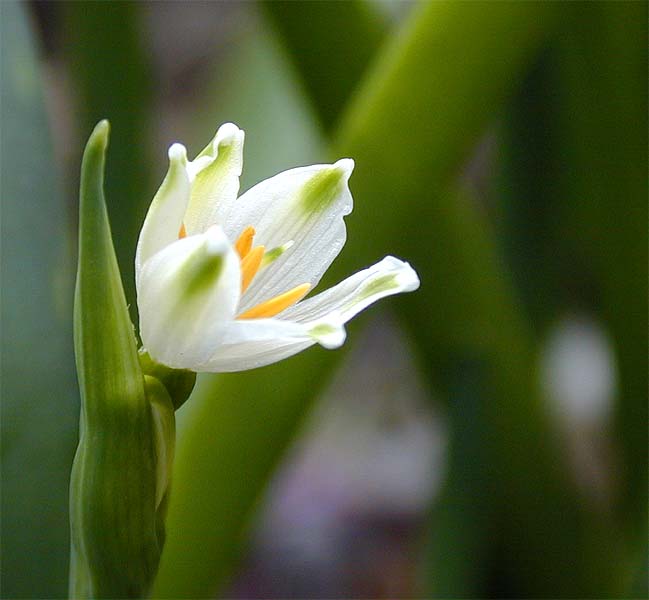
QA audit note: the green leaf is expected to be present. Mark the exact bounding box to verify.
[64,1,153,319]
[153,349,337,599]
[330,0,559,273]
[262,0,388,130]
[0,2,77,597]
[492,45,631,596]
[328,2,626,594]
[70,122,160,599]
[555,3,648,589]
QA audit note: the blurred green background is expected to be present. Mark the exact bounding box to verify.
[1,1,647,598]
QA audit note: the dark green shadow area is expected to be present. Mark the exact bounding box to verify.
[1,2,77,597]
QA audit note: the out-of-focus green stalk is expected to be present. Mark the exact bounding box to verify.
[64,1,152,319]
[153,348,337,599]
[496,46,629,596]
[409,181,624,595]
[330,0,558,271]
[556,3,648,591]
[70,122,160,599]
[497,51,564,330]
[330,2,628,594]
[155,3,574,597]
[262,0,387,130]
[0,3,77,597]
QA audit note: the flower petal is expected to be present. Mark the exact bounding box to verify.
[137,225,241,369]
[281,256,420,324]
[183,123,244,236]
[196,314,345,372]
[135,143,191,285]
[219,159,354,313]
[198,257,417,372]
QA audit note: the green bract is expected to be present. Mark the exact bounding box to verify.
[69,122,189,598]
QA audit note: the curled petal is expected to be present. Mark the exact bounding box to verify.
[217,159,355,313]
[135,143,191,285]
[198,256,418,373]
[137,226,241,369]
[282,256,420,324]
[183,123,244,236]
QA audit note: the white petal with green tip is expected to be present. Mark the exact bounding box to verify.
[282,256,420,323]
[135,123,420,374]
[215,159,354,312]
[197,315,345,372]
[183,122,244,236]
[195,257,418,373]
[135,143,191,284]
[137,226,241,369]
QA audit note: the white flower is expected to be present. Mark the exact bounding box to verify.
[136,123,420,372]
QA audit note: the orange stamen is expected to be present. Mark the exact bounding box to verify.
[240,245,265,293]
[237,283,311,320]
[235,225,256,259]
[178,223,187,239]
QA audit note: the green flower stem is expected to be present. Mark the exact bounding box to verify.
[70,121,161,599]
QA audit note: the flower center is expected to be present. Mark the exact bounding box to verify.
[233,225,310,319]
[178,223,310,319]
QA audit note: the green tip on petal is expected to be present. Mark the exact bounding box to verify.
[309,320,346,349]
[165,143,189,184]
[197,122,244,160]
[353,273,400,305]
[182,252,224,299]
[177,233,231,300]
[300,159,354,215]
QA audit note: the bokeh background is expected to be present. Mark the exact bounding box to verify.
[2,1,647,598]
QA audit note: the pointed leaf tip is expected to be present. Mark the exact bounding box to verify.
[89,119,110,148]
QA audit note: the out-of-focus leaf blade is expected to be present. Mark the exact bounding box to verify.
[497,51,564,330]
[0,2,77,597]
[261,0,388,130]
[186,16,323,191]
[64,1,152,317]
[154,349,336,599]
[409,180,623,596]
[329,2,626,594]
[556,2,648,585]
[330,0,558,273]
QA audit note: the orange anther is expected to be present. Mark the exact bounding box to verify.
[240,245,265,293]
[235,225,256,259]
[178,223,187,239]
[237,283,311,320]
